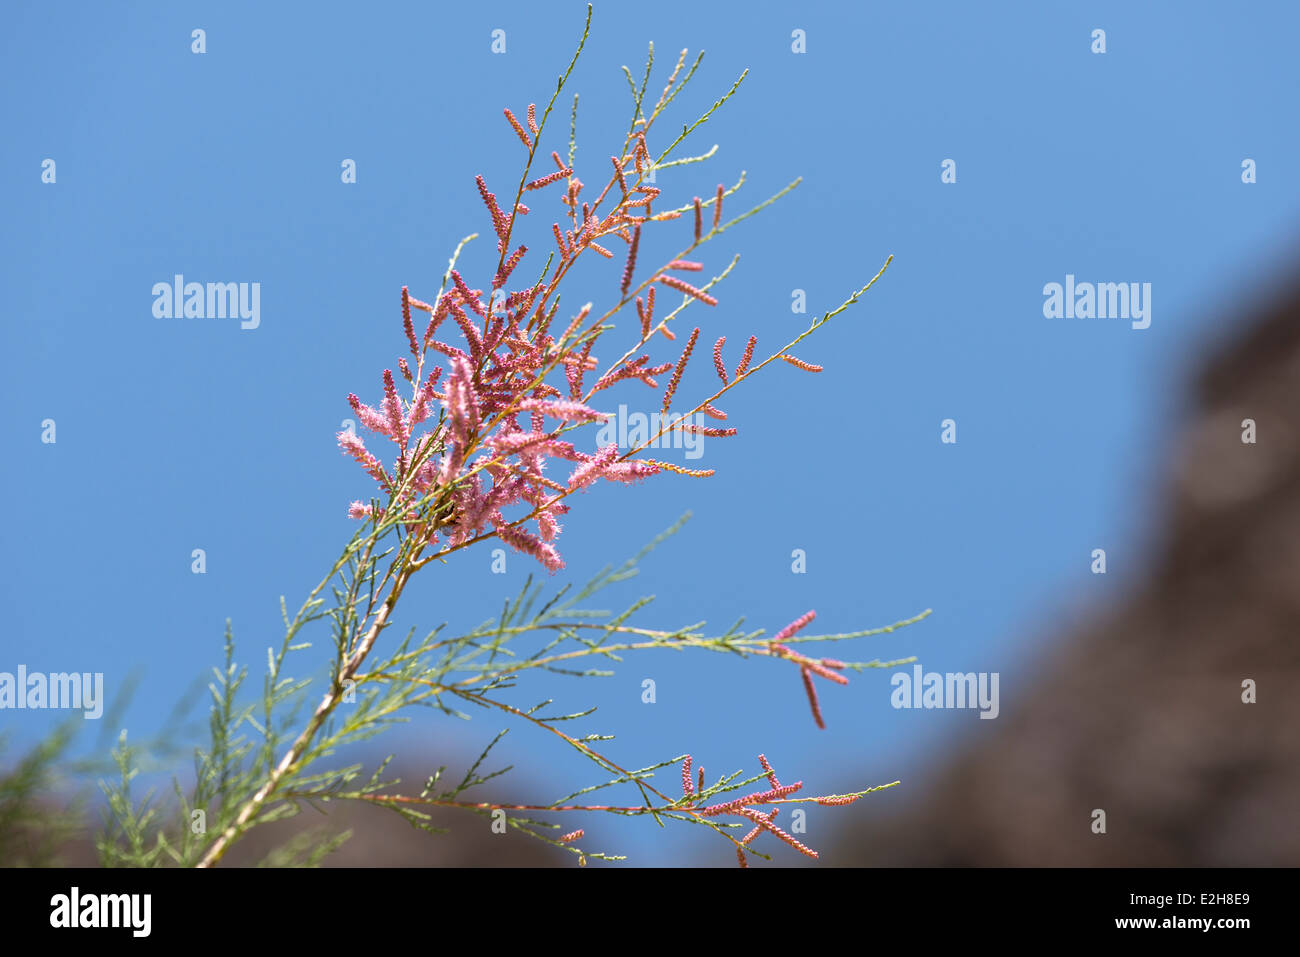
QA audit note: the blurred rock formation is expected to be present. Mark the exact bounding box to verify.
[838,279,1300,865]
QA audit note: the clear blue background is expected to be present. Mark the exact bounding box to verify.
[2,0,1297,865]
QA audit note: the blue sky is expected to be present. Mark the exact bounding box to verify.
[2,0,1297,865]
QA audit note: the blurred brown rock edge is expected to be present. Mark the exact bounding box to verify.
[837,277,1300,866]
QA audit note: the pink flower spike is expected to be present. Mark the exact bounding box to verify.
[675,423,736,438]
[401,286,419,357]
[735,335,757,378]
[801,666,826,730]
[757,754,781,790]
[739,808,819,859]
[451,270,486,318]
[516,397,608,423]
[636,286,656,340]
[446,300,484,360]
[348,393,393,437]
[601,459,660,484]
[740,808,779,846]
[667,260,704,271]
[804,659,850,686]
[696,782,803,817]
[494,245,527,289]
[382,369,410,448]
[407,371,441,429]
[493,519,564,572]
[772,610,816,644]
[636,296,649,339]
[407,293,435,314]
[503,107,532,149]
[662,327,700,415]
[681,755,694,796]
[658,275,718,307]
[443,355,481,447]
[778,353,824,373]
[815,794,863,807]
[475,174,508,241]
[566,443,621,490]
[621,225,641,297]
[338,431,391,490]
[486,431,576,459]
[525,168,572,191]
[558,829,583,844]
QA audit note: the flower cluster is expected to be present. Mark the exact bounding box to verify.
[337,54,827,573]
[679,753,863,866]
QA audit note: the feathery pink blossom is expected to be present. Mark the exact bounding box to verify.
[381,369,409,448]
[348,393,393,437]
[486,430,578,459]
[516,397,607,423]
[566,443,621,490]
[493,518,564,571]
[338,431,390,489]
[601,459,660,484]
